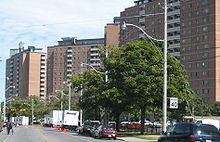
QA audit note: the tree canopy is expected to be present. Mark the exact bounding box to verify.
[70,39,195,132]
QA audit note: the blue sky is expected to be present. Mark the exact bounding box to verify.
[0,0,134,101]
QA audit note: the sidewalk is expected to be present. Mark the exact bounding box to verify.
[0,127,14,142]
[118,137,157,142]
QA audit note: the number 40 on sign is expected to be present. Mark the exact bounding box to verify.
[170,97,178,109]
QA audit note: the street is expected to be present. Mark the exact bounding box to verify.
[0,126,124,142]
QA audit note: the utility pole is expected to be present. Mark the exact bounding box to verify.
[163,0,168,132]
[68,83,71,111]
[80,63,83,126]
[31,98,34,125]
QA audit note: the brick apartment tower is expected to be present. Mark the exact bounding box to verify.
[47,37,104,96]
[180,0,220,104]
[120,0,181,59]
[120,0,220,104]
[104,17,121,47]
[5,45,47,102]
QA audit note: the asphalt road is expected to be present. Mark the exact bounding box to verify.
[0,126,123,142]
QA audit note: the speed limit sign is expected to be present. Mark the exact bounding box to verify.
[170,97,178,109]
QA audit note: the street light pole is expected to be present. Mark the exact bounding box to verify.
[68,83,71,111]
[31,98,34,126]
[24,99,34,126]
[122,0,168,132]
[80,63,83,126]
[163,0,168,132]
[4,85,15,122]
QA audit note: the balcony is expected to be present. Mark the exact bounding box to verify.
[90,48,98,52]
[67,54,72,57]
[168,35,180,41]
[167,18,180,25]
[167,9,180,16]
[90,53,99,56]
[167,27,180,33]
[90,58,100,61]
[67,59,72,62]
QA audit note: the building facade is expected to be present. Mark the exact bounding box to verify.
[119,0,220,104]
[5,46,47,102]
[180,0,220,103]
[104,17,121,47]
[119,0,181,59]
[47,37,104,96]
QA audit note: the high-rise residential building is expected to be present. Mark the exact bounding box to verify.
[5,45,47,102]
[47,37,104,96]
[104,17,120,47]
[119,0,181,59]
[120,0,220,104]
[180,0,219,104]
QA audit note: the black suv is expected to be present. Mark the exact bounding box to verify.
[158,123,220,142]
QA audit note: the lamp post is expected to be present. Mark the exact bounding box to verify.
[80,63,83,127]
[68,83,71,111]
[55,90,64,111]
[31,98,34,126]
[122,0,168,132]
[63,82,72,111]
[24,98,34,125]
[4,85,15,122]
[81,63,108,125]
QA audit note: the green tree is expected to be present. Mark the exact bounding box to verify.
[192,96,211,116]
[71,39,194,133]
[105,39,194,134]
[7,96,49,121]
[71,70,105,120]
[210,103,220,116]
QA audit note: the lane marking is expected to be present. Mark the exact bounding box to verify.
[37,127,53,142]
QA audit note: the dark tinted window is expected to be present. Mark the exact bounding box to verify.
[171,124,191,135]
[196,124,220,135]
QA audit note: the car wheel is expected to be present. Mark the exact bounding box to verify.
[113,137,116,140]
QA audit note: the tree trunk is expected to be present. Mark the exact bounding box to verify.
[115,113,120,132]
[140,106,146,134]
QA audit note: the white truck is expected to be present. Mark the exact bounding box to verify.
[13,116,29,126]
[195,118,220,130]
[52,110,79,130]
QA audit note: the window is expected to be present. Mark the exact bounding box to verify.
[196,90,200,94]
[204,17,209,23]
[202,62,208,68]
[203,26,208,32]
[203,80,209,86]
[195,72,199,77]
[172,124,191,135]
[203,89,209,94]
[203,8,209,14]
[203,0,208,4]
[204,35,208,40]
[204,44,209,49]
[202,71,208,76]
[188,64,192,69]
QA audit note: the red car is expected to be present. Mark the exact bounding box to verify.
[94,125,117,140]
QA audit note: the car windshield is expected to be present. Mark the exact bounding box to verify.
[196,124,220,135]
[167,123,192,135]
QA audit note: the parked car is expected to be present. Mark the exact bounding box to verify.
[94,125,117,140]
[153,121,162,128]
[139,120,153,127]
[90,124,101,137]
[158,122,220,142]
[78,124,93,135]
